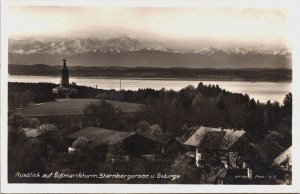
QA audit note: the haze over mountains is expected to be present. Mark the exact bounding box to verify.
[9,37,292,69]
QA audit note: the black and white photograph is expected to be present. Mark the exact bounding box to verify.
[1,0,299,192]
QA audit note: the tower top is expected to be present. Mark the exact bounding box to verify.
[61,58,69,86]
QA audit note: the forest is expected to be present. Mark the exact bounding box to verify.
[7,82,292,183]
[8,82,292,141]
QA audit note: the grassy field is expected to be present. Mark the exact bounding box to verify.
[15,98,142,117]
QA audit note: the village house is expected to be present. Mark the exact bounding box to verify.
[183,126,254,168]
[272,146,292,184]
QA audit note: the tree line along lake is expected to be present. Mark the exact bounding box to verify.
[9,75,291,104]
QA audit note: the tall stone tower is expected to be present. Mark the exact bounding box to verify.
[61,59,69,86]
[52,59,76,97]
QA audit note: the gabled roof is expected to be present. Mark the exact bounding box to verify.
[200,131,226,150]
[174,137,185,144]
[68,127,135,147]
[23,127,59,138]
[138,133,163,144]
[221,130,247,149]
[273,147,292,166]
[23,128,45,138]
[216,168,228,179]
[138,133,174,144]
[184,126,220,147]
[184,126,247,150]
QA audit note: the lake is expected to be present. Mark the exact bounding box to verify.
[9,75,292,104]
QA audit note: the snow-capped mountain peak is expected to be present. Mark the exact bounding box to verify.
[9,37,142,56]
[8,37,291,58]
[198,47,221,56]
[234,47,249,55]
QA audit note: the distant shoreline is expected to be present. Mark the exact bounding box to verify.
[9,64,292,82]
[8,74,292,83]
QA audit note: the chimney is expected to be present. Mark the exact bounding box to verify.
[196,148,201,167]
[247,167,253,179]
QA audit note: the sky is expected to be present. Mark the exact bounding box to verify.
[8,6,289,50]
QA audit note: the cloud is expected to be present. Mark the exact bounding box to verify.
[8,6,289,49]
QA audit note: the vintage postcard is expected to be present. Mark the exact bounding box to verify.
[1,0,299,193]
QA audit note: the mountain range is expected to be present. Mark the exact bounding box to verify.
[8,37,292,69]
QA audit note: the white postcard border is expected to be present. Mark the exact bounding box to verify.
[1,0,300,193]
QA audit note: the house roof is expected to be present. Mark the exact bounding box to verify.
[200,131,226,150]
[184,126,221,147]
[23,125,58,138]
[184,126,247,150]
[221,130,247,149]
[174,137,184,145]
[273,147,292,166]
[23,128,45,138]
[216,168,228,179]
[68,127,135,147]
[138,133,174,144]
[138,133,163,144]
[174,137,185,144]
